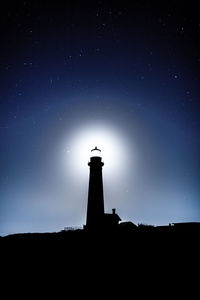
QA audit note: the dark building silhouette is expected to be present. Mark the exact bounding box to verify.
[85,147,121,230]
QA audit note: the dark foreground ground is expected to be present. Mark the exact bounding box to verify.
[1,223,199,296]
[1,222,200,251]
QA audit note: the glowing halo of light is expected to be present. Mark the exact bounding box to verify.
[62,123,131,180]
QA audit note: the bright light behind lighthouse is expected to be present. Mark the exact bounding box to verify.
[62,123,130,179]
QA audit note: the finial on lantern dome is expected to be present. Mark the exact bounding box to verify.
[91,146,101,152]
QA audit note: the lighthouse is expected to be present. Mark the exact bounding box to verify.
[86,147,104,228]
[85,147,121,230]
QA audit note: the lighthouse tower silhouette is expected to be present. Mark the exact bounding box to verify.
[85,147,121,230]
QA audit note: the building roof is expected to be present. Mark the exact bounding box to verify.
[104,213,121,222]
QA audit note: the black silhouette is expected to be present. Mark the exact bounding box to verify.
[85,147,121,230]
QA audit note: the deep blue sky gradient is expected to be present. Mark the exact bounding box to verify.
[0,0,199,235]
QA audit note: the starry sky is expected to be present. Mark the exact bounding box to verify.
[0,0,199,235]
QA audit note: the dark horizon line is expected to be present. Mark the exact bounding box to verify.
[1,221,200,238]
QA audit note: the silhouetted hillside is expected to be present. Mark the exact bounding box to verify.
[1,222,199,290]
[1,222,200,246]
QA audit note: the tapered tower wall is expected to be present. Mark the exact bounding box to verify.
[86,156,104,228]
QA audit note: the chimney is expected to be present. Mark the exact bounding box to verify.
[112,208,116,215]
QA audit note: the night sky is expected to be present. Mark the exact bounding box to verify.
[0,0,199,235]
